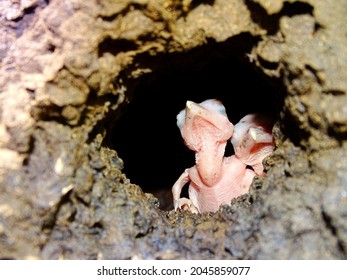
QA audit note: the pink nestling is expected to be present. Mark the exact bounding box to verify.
[231,114,274,176]
[172,99,256,213]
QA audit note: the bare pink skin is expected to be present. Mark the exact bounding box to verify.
[172,155,255,213]
[231,114,274,176]
[172,99,256,213]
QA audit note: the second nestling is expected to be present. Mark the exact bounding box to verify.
[172,99,275,213]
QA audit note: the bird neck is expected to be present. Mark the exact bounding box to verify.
[195,141,226,187]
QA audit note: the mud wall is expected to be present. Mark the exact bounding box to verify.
[0,0,346,259]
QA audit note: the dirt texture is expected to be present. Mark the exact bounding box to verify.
[0,0,346,259]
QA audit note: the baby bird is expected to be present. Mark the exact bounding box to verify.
[231,114,274,176]
[172,99,255,213]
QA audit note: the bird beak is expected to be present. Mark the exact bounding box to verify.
[185,100,232,133]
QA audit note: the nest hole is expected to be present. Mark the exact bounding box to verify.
[110,53,281,211]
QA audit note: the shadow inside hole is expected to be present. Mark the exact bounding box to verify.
[110,56,280,211]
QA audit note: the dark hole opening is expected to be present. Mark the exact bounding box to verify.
[110,55,281,211]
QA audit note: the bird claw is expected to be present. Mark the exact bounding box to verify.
[174,198,199,214]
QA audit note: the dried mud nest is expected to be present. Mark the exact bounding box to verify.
[0,0,346,259]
